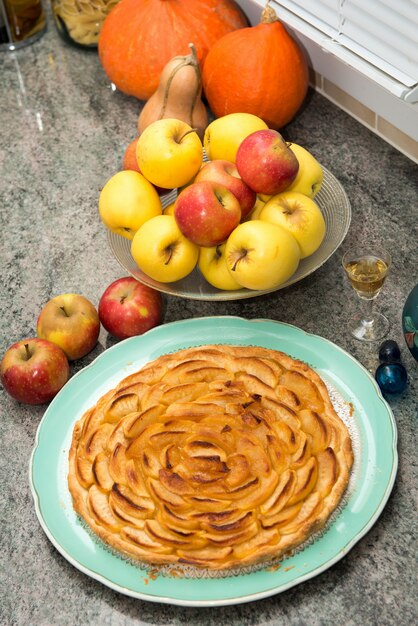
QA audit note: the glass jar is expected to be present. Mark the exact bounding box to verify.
[0,0,46,50]
[51,0,119,48]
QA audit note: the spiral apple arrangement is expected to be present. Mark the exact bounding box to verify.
[99,113,325,292]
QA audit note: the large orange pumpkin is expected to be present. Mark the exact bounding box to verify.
[98,0,249,101]
[202,4,309,129]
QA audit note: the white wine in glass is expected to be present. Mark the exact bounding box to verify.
[342,247,391,342]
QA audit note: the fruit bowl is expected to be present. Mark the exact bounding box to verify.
[107,167,351,301]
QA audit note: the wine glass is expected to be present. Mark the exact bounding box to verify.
[342,246,392,342]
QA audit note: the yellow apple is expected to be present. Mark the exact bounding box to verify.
[99,170,162,240]
[203,113,268,163]
[162,201,175,216]
[131,215,199,283]
[248,196,266,221]
[258,193,273,203]
[225,220,300,290]
[259,191,326,258]
[286,143,324,198]
[136,119,203,189]
[198,243,242,291]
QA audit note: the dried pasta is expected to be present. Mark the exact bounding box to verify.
[52,0,119,45]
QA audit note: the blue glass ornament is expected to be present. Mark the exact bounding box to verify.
[402,283,418,363]
[375,363,408,394]
[378,340,401,363]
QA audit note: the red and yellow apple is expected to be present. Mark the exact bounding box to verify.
[236,129,299,195]
[0,338,69,405]
[198,243,242,291]
[203,113,268,163]
[194,160,256,218]
[259,191,326,258]
[98,277,163,340]
[136,119,203,189]
[122,137,141,172]
[225,220,301,290]
[286,143,323,198]
[99,170,162,240]
[131,215,199,283]
[37,294,100,361]
[174,181,242,247]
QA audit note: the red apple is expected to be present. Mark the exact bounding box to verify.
[194,159,256,218]
[37,294,100,361]
[236,129,299,195]
[0,338,69,405]
[174,180,241,247]
[98,277,163,340]
[122,137,172,197]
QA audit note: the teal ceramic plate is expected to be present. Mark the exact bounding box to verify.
[30,317,397,607]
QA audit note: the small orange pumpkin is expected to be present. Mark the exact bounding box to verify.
[202,3,309,129]
[98,0,249,101]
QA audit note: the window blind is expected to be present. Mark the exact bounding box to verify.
[273,0,418,100]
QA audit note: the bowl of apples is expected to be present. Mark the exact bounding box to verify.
[102,114,351,301]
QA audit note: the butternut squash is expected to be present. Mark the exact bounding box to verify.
[137,43,208,140]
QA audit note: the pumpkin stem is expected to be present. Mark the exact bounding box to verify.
[187,43,203,128]
[261,2,277,24]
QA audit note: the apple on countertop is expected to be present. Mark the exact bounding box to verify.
[37,293,100,361]
[98,277,163,340]
[0,338,69,405]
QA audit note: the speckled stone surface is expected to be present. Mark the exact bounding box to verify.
[1,16,417,626]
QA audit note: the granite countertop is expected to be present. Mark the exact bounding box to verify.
[1,18,417,626]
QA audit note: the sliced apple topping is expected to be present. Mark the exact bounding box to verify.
[149,478,187,508]
[139,381,170,411]
[298,408,330,454]
[87,485,121,531]
[260,469,295,516]
[287,456,318,506]
[108,442,128,484]
[277,492,322,535]
[231,356,281,387]
[69,344,353,570]
[123,405,166,439]
[75,454,95,488]
[235,372,277,399]
[177,546,233,564]
[279,371,325,412]
[159,381,209,405]
[105,393,140,422]
[233,528,279,560]
[121,526,173,554]
[315,447,338,498]
[92,452,114,491]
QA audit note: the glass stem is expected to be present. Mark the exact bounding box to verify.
[361,297,375,324]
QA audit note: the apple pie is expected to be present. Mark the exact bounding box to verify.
[68,344,353,570]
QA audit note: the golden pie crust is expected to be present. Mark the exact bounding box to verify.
[68,344,353,570]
